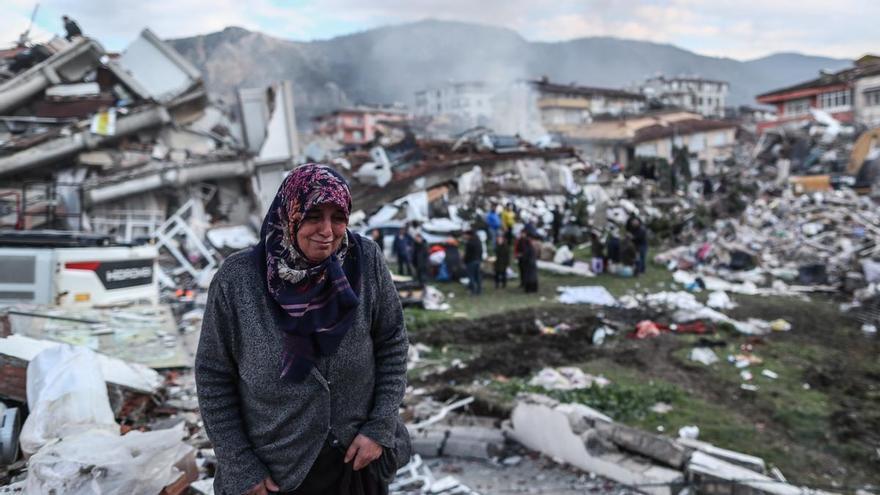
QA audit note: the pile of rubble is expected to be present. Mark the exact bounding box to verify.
[0,29,296,246]
[506,393,815,495]
[654,188,880,302]
[754,108,880,193]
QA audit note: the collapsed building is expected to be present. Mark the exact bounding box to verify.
[0,29,298,240]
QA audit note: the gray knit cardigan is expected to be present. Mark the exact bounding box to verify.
[195,237,410,494]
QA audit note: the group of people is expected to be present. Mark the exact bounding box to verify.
[372,226,431,286]
[487,203,541,294]
[589,216,650,277]
[373,201,650,300]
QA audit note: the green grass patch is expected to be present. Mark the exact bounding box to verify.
[491,376,680,422]
[403,247,675,332]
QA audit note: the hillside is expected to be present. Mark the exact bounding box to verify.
[169,20,852,122]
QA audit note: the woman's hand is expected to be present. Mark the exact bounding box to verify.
[246,476,279,494]
[344,434,383,471]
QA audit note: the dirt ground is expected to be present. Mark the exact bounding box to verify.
[407,295,880,488]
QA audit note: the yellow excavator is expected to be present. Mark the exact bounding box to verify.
[790,127,880,193]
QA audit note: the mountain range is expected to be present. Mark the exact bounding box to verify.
[169,20,852,123]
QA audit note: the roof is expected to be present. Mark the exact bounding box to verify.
[645,75,728,86]
[757,62,880,100]
[562,110,704,142]
[530,79,645,101]
[633,119,738,143]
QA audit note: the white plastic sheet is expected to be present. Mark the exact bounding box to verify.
[557,286,617,306]
[20,345,118,455]
[528,367,610,391]
[706,291,736,310]
[26,425,191,495]
[689,347,720,366]
[552,245,574,265]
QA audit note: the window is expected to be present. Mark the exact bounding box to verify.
[714,132,728,146]
[783,98,810,116]
[636,142,658,157]
[818,90,851,109]
[864,89,880,107]
[689,134,705,152]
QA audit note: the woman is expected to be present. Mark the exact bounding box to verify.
[411,232,429,286]
[493,234,510,289]
[516,228,539,293]
[196,164,410,495]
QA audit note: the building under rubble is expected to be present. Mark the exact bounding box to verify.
[0,28,298,239]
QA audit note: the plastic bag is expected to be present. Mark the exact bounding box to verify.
[20,345,117,455]
[26,424,191,495]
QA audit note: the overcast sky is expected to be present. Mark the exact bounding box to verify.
[3,0,876,60]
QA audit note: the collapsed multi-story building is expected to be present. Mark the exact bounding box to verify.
[0,29,299,239]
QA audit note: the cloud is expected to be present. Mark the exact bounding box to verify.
[3,0,318,50]
[0,0,874,60]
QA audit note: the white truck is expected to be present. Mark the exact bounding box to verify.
[0,231,158,307]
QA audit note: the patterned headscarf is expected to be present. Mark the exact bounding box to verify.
[256,163,361,381]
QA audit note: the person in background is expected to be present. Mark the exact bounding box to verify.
[627,216,649,275]
[618,234,637,277]
[494,234,510,289]
[590,230,605,274]
[519,227,540,293]
[605,227,621,273]
[501,203,516,234]
[392,227,414,276]
[62,15,83,41]
[463,230,483,295]
[370,229,385,256]
[551,206,563,245]
[412,233,429,286]
[443,239,464,280]
[485,206,501,251]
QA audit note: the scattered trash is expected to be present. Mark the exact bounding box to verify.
[707,291,736,310]
[678,425,700,440]
[528,367,610,390]
[534,319,572,335]
[592,325,615,345]
[769,319,792,332]
[761,369,779,380]
[689,347,720,366]
[631,320,707,339]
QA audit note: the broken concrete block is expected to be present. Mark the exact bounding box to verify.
[593,421,691,469]
[442,426,505,460]
[676,437,766,473]
[507,394,684,495]
[408,428,446,458]
[687,451,803,495]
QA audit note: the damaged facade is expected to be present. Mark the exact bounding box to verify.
[637,75,729,118]
[756,55,880,133]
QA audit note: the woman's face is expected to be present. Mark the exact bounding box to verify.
[296,203,348,263]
